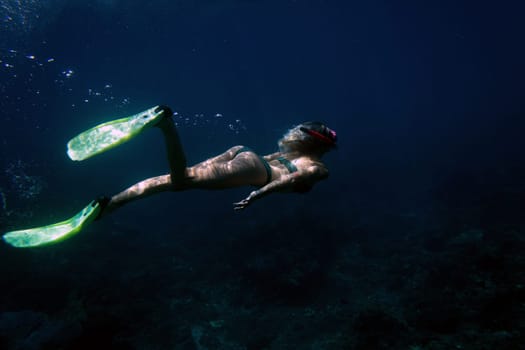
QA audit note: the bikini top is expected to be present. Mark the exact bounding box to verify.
[276,157,312,193]
[276,156,297,173]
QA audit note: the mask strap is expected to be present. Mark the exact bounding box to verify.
[300,127,336,145]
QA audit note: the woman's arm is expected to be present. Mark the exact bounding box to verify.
[262,152,282,161]
[233,165,328,210]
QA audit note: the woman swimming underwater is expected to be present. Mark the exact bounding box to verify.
[2,105,337,247]
[103,105,337,215]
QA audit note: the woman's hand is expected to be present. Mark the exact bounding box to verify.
[233,199,250,210]
[233,191,257,210]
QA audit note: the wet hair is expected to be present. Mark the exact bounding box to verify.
[278,121,337,154]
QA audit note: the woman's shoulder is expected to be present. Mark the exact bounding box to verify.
[293,157,328,178]
[294,156,326,168]
[292,157,329,192]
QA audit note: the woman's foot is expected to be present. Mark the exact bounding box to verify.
[154,105,174,129]
[94,195,112,220]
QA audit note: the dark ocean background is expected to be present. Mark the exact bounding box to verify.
[1,1,524,349]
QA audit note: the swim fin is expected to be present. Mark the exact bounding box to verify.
[2,200,101,248]
[67,105,165,161]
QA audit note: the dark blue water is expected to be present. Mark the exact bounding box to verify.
[1,1,524,349]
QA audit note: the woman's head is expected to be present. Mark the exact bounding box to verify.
[278,121,337,155]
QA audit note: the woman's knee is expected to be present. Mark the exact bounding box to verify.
[169,170,193,191]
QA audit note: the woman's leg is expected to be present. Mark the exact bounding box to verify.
[153,111,250,185]
[99,107,268,216]
[102,148,266,215]
[156,113,187,183]
[101,108,186,216]
[104,175,172,215]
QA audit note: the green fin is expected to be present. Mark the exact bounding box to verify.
[2,200,101,248]
[67,105,163,161]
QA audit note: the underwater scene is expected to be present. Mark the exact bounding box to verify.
[1,0,524,349]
